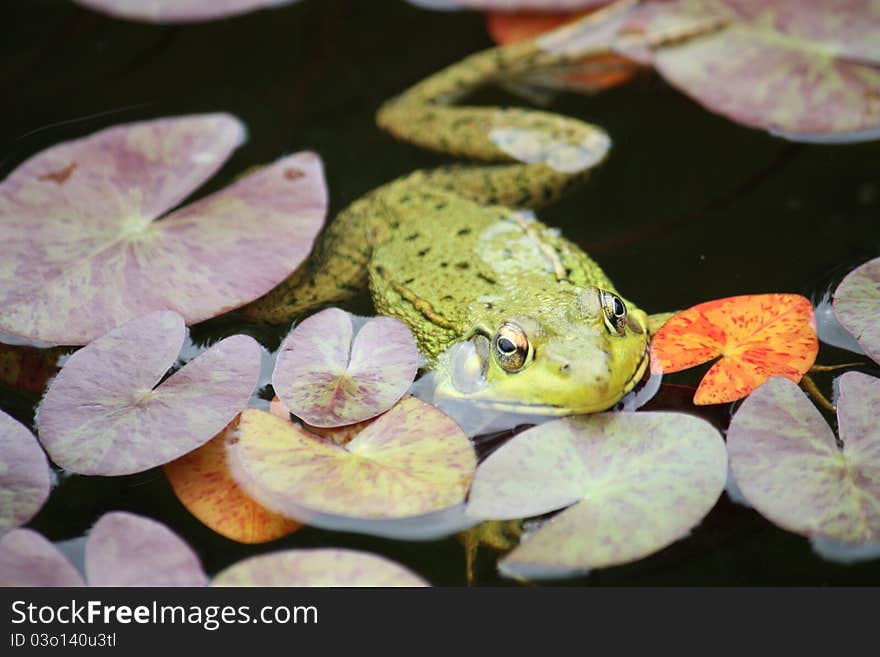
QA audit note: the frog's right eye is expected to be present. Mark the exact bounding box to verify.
[494,323,531,372]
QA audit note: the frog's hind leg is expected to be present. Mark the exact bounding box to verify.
[376,6,629,209]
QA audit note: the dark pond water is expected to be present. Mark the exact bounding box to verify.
[2,0,879,585]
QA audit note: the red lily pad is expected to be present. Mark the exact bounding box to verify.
[0,114,327,345]
[0,344,63,395]
[649,294,818,405]
[164,417,303,544]
[727,373,880,544]
[467,412,727,580]
[272,309,419,428]
[227,398,477,537]
[0,529,85,587]
[616,0,880,138]
[86,512,207,586]
[833,257,880,365]
[212,548,429,587]
[37,311,261,476]
[73,0,297,23]
[0,410,51,537]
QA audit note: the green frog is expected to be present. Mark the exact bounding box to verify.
[242,9,668,433]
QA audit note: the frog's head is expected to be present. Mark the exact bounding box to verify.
[427,286,650,423]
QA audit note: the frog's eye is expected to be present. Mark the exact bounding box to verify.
[494,323,531,372]
[600,291,627,337]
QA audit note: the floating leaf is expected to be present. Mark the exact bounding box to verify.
[0,344,63,394]
[727,374,880,545]
[650,294,818,405]
[0,410,51,537]
[213,548,429,587]
[0,529,86,587]
[227,398,477,537]
[272,309,419,428]
[833,257,880,364]
[164,417,302,544]
[0,114,327,345]
[467,412,726,580]
[86,512,207,586]
[73,0,298,23]
[616,0,880,139]
[37,311,261,476]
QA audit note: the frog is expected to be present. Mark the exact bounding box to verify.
[242,7,671,433]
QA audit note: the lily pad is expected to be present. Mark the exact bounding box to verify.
[650,293,818,405]
[0,114,327,345]
[227,398,477,535]
[73,0,298,23]
[0,529,85,587]
[0,344,64,394]
[727,373,880,544]
[615,0,880,138]
[213,548,429,587]
[272,309,419,428]
[0,410,51,537]
[37,311,261,476]
[164,417,302,544]
[86,512,207,586]
[833,257,880,364]
[467,412,727,580]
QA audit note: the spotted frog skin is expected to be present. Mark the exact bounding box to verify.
[243,9,663,420]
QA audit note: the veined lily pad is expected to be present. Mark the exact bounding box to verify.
[0,529,85,587]
[0,410,51,537]
[272,309,419,428]
[73,0,297,23]
[86,512,207,586]
[727,373,880,545]
[213,548,429,587]
[467,412,727,580]
[833,257,880,365]
[37,311,261,476]
[227,398,477,536]
[615,0,880,139]
[164,417,302,544]
[650,294,818,405]
[0,114,327,345]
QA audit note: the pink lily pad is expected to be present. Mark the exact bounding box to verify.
[727,373,880,544]
[0,410,51,536]
[227,398,477,535]
[0,114,327,345]
[86,512,207,586]
[37,311,261,476]
[73,0,298,23]
[213,548,429,587]
[615,0,880,138]
[0,529,86,587]
[467,412,727,580]
[272,309,420,428]
[833,257,880,365]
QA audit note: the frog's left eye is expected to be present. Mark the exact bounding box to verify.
[494,323,532,372]
[600,291,627,337]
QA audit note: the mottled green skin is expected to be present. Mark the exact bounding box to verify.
[244,15,653,415]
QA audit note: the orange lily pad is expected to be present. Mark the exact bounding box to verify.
[649,294,818,405]
[164,417,302,544]
[213,548,429,587]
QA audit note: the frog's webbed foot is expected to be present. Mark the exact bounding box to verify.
[458,519,524,586]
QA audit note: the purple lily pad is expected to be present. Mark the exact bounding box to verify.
[833,257,880,364]
[73,0,298,23]
[37,311,261,476]
[0,410,51,536]
[213,548,429,587]
[466,412,727,580]
[273,309,420,428]
[0,114,327,345]
[0,529,85,587]
[727,374,880,544]
[86,512,207,586]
